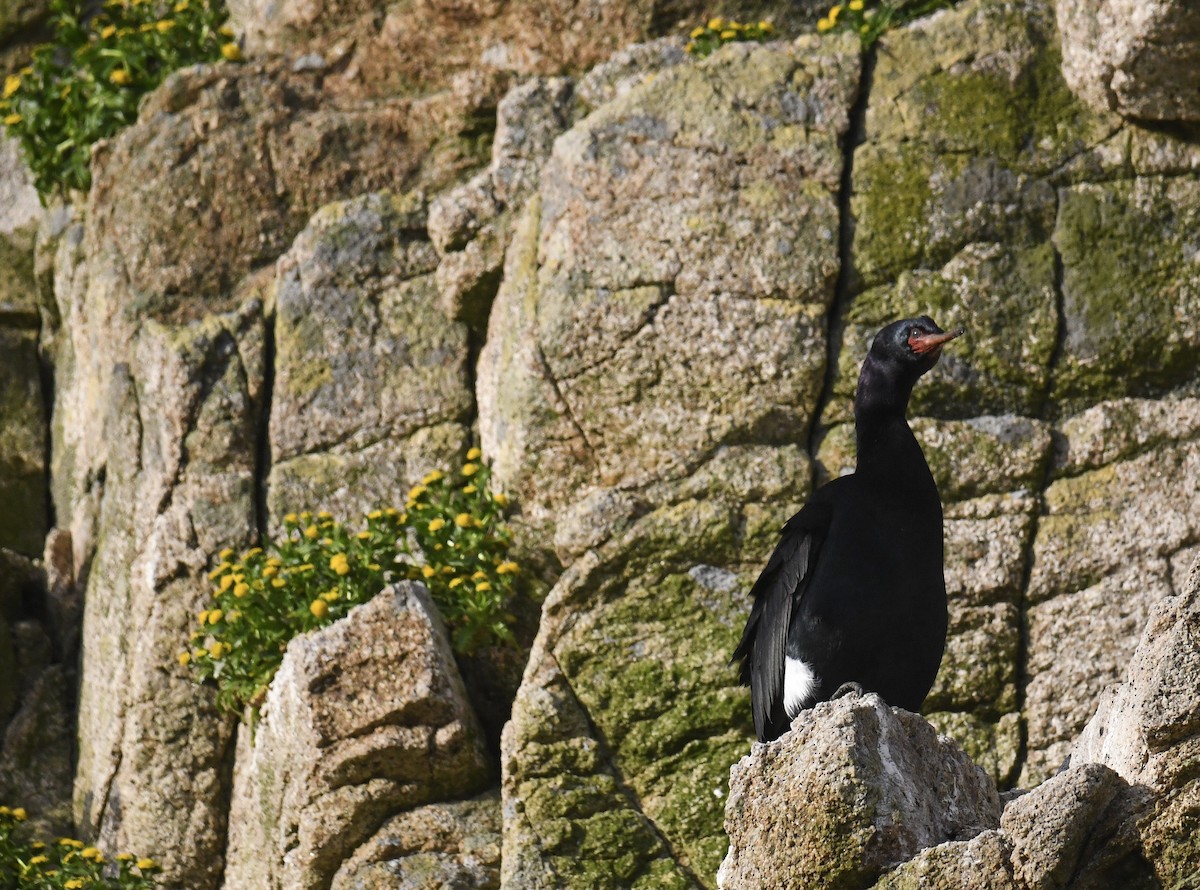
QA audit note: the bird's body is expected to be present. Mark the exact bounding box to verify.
[733,316,960,742]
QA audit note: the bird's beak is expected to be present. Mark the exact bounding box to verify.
[908,327,965,355]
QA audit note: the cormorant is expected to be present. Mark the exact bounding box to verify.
[733,316,963,742]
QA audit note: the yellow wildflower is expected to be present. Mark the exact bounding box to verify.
[233,583,249,598]
[466,446,482,460]
[208,609,223,624]
[384,507,398,516]
[198,610,211,624]
[330,554,350,576]
[245,547,263,557]
[720,29,736,39]
[110,68,132,85]
[3,113,21,126]
[310,599,328,618]
[12,808,25,821]
[82,847,102,860]
[193,647,207,660]
[368,563,381,571]
[137,858,158,871]
[461,462,478,476]
[497,561,519,575]
[368,509,383,520]
[830,4,843,22]
[357,530,371,540]
[690,25,705,38]
[29,855,48,865]
[817,16,834,31]
[463,484,477,495]
[218,23,234,36]
[65,880,84,889]
[408,484,427,501]
[139,21,155,31]
[428,518,446,532]
[208,640,225,659]
[272,578,286,588]
[317,510,332,520]
[471,570,488,581]
[284,512,298,523]
[177,651,191,666]
[454,513,472,528]
[304,524,318,539]
[267,556,282,567]
[117,853,134,861]
[3,75,20,98]
[493,492,509,508]
[423,469,444,484]
[476,581,492,592]
[208,562,231,579]
[219,547,234,559]
[849,0,863,8]
[263,565,278,578]
[449,577,464,588]
[759,19,773,30]
[321,591,340,602]
[707,16,723,29]
[174,0,189,9]
[421,565,436,579]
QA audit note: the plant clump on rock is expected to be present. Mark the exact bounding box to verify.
[0,807,160,889]
[182,454,518,713]
[0,0,240,200]
[685,17,775,57]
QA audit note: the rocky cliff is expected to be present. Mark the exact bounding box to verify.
[0,0,1198,886]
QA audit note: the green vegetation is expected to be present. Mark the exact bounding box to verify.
[0,0,240,200]
[0,806,159,889]
[817,0,954,46]
[686,17,774,58]
[183,452,519,714]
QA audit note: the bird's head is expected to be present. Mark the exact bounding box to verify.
[870,315,964,380]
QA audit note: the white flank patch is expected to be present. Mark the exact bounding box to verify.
[784,657,818,718]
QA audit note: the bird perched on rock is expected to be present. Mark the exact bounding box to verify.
[733,316,963,742]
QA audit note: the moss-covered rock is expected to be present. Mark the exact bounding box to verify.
[267,191,472,524]
[1052,178,1200,411]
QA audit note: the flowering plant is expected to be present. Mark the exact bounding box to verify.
[0,806,159,888]
[1,0,240,200]
[686,17,774,57]
[816,0,954,46]
[183,453,519,714]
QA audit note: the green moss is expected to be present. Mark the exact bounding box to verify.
[851,143,935,288]
[1052,179,1200,411]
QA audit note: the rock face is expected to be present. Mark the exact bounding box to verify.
[225,0,816,99]
[49,59,498,889]
[1058,0,1200,122]
[1071,554,1200,888]
[493,33,862,888]
[719,692,1001,890]
[332,791,501,890]
[224,583,491,890]
[267,191,473,524]
[6,0,1200,883]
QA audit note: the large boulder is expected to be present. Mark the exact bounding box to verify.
[719,691,1001,890]
[267,191,473,524]
[224,583,491,890]
[1071,554,1200,887]
[1058,0,1200,122]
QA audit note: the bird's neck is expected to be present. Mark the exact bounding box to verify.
[853,357,931,490]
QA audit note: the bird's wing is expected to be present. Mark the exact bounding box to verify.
[732,495,833,741]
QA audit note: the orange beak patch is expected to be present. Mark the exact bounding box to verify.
[908,327,965,355]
